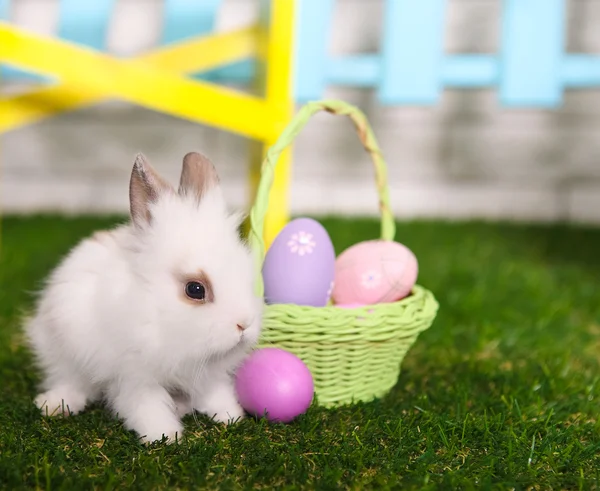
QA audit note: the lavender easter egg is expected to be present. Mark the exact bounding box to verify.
[332,240,418,306]
[262,218,335,306]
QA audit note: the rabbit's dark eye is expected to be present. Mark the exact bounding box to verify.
[185,281,206,301]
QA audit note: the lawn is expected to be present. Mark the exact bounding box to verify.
[0,215,599,490]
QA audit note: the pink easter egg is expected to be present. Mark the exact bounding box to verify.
[332,240,418,306]
[333,302,374,320]
[334,303,366,309]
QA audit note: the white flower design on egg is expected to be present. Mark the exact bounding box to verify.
[361,270,382,289]
[287,231,316,256]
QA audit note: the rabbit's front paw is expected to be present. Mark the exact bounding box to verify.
[132,405,184,445]
[210,402,246,425]
[110,383,184,445]
[35,386,87,416]
[139,422,183,445]
[194,385,246,425]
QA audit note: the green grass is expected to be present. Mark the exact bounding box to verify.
[1,214,599,490]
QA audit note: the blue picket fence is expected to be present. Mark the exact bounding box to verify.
[296,0,600,107]
[1,0,599,108]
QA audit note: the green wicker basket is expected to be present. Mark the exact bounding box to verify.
[249,99,439,408]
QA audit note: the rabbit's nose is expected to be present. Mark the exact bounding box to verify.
[236,323,247,332]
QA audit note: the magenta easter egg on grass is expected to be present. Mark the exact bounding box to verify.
[332,240,418,306]
[262,218,335,306]
[235,348,314,423]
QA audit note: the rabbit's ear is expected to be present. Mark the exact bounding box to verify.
[178,152,220,201]
[129,153,173,227]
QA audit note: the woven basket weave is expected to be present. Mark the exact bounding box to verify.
[249,99,439,408]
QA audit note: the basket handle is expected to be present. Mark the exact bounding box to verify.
[249,99,396,296]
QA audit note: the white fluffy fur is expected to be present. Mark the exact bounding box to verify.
[25,154,263,444]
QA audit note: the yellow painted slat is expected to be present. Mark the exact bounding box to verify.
[265,0,295,112]
[0,25,259,133]
[0,23,273,140]
[0,85,103,132]
[261,0,296,247]
[141,25,259,73]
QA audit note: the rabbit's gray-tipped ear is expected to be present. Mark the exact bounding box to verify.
[129,153,173,227]
[178,151,220,201]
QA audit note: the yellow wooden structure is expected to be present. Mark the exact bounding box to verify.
[0,0,295,247]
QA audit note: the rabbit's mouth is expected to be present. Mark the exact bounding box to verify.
[235,333,251,350]
[213,336,247,359]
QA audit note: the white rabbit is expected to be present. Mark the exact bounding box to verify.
[25,151,264,444]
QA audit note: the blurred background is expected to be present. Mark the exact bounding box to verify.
[2,0,600,225]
